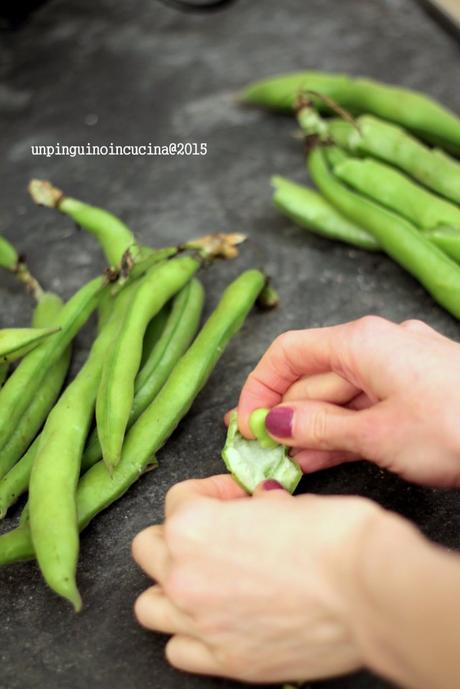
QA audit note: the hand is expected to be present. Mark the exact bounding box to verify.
[237,316,460,487]
[132,474,385,683]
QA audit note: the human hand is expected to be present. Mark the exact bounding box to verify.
[132,474,385,683]
[237,316,460,488]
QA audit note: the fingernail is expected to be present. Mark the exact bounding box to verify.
[261,479,285,491]
[266,406,293,438]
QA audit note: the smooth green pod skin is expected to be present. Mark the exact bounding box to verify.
[240,71,460,150]
[0,235,18,271]
[0,294,69,496]
[111,246,179,295]
[96,256,200,471]
[32,292,65,327]
[308,147,460,319]
[140,303,171,368]
[222,411,301,493]
[58,196,137,268]
[0,327,60,363]
[81,278,204,472]
[322,146,460,265]
[0,436,39,517]
[249,408,278,449]
[423,226,460,264]
[78,268,265,528]
[97,290,113,333]
[29,281,137,610]
[327,116,460,206]
[0,270,265,565]
[0,276,105,454]
[333,157,460,231]
[272,175,379,251]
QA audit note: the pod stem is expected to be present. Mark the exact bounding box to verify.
[182,232,247,260]
[28,179,64,209]
[15,259,44,302]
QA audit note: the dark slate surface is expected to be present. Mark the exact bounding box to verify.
[0,1,459,688]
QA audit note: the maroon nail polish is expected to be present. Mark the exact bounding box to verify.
[266,407,293,438]
[262,479,285,491]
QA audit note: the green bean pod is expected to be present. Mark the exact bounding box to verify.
[322,147,460,264]
[0,327,60,363]
[82,278,204,471]
[0,293,71,481]
[272,175,379,251]
[422,226,460,264]
[240,71,460,150]
[0,276,105,453]
[0,293,177,516]
[0,235,18,271]
[0,235,44,300]
[325,116,460,206]
[308,147,460,318]
[32,292,65,327]
[333,156,460,231]
[140,303,171,368]
[79,269,265,527]
[0,437,39,518]
[97,290,113,333]
[28,180,138,268]
[96,256,200,471]
[29,280,138,610]
[0,269,265,565]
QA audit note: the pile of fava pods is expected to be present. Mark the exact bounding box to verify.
[241,71,460,320]
[0,180,295,610]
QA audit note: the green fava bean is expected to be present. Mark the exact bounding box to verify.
[333,157,460,231]
[81,278,204,472]
[0,270,266,566]
[29,279,138,610]
[0,293,71,481]
[139,303,171,368]
[0,436,39,518]
[249,408,278,449]
[240,71,460,151]
[96,256,200,472]
[28,179,138,268]
[0,235,18,271]
[222,411,301,494]
[422,226,460,264]
[272,175,378,251]
[0,276,105,454]
[0,327,60,364]
[308,147,460,319]
[326,116,460,206]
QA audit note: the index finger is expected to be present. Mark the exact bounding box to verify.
[165,474,248,517]
[237,326,347,436]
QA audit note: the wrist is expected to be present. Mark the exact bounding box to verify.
[347,509,431,686]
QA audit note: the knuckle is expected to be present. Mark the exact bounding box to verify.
[307,406,330,447]
[133,589,151,627]
[400,318,431,334]
[351,315,389,339]
[131,526,156,561]
[164,501,209,552]
[163,568,196,611]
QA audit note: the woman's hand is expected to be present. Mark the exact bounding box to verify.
[132,474,386,684]
[237,316,460,487]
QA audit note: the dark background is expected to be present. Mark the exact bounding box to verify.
[0,1,459,688]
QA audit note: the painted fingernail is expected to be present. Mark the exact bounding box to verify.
[261,479,285,491]
[265,406,293,438]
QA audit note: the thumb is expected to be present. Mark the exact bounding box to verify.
[253,479,292,497]
[265,400,377,456]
